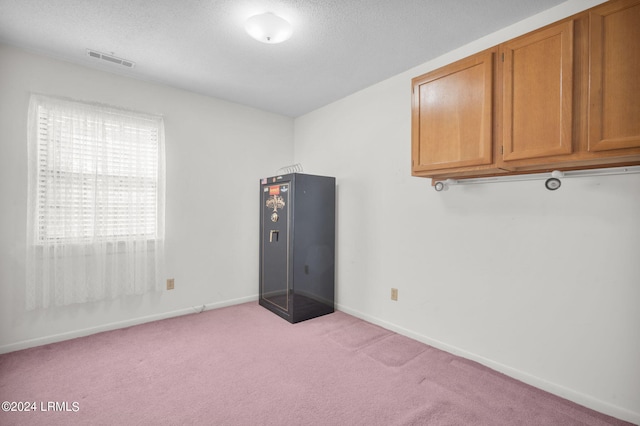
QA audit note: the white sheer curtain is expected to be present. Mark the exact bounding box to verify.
[26,94,165,310]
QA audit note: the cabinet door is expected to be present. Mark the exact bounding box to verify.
[411,50,494,174]
[501,20,574,162]
[588,0,640,152]
[261,181,291,316]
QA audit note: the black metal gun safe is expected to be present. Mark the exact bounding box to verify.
[259,173,335,323]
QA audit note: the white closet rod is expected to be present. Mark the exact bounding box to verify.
[433,165,640,191]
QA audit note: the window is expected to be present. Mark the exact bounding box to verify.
[26,94,166,309]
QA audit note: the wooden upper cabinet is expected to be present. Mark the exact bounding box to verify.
[588,0,640,153]
[501,21,574,162]
[411,49,498,176]
[410,0,640,181]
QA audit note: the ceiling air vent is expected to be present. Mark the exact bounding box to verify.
[86,49,135,68]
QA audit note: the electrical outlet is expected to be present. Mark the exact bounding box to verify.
[166,278,175,290]
[391,288,398,301]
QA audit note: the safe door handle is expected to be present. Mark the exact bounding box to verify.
[269,230,279,243]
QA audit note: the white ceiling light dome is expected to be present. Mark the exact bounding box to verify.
[245,12,293,44]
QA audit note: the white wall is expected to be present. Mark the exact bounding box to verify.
[0,44,294,351]
[294,0,640,423]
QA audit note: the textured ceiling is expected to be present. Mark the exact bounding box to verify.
[0,0,568,117]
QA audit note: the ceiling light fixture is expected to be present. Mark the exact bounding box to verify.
[245,12,292,44]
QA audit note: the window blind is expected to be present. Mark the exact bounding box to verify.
[35,100,160,243]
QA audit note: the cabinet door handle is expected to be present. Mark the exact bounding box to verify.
[269,230,279,243]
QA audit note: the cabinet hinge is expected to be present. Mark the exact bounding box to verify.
[501,53,504,62]
[501,146,504,154]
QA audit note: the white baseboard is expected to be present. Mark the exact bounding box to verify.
[336,302,640,425]
[0,294,259,355]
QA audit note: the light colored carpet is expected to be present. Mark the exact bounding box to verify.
[0,302,632,425]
